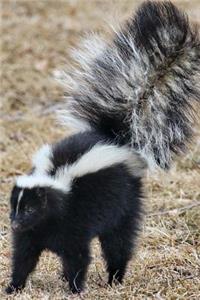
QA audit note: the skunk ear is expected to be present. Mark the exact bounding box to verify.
[36,187,44,198]
[36,187,46,198]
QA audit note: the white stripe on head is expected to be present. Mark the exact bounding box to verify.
[16,189,24,215]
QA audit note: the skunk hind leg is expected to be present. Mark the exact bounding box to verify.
[99,216,138,285]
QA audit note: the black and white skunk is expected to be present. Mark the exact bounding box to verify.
[6,132,146,294]
[6,1,200,295]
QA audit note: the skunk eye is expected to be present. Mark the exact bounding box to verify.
[25,207,35,214]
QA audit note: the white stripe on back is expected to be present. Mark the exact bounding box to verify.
[16,143,147,192]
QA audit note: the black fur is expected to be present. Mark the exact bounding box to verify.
[6,151,142,294]
[51,130,109,174]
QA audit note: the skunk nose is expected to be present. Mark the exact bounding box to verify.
[11,221,21,231]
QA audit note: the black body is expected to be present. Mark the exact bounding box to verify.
[6,132,143,294]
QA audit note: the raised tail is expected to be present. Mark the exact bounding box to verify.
[57,1,200,169]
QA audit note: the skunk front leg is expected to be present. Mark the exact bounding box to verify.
[6,234,41,294]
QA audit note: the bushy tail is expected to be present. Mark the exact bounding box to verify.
[57,1,200,169]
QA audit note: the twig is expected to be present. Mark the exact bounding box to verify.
[147,201,200,217]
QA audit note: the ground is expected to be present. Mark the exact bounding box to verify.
[0,0,200,299]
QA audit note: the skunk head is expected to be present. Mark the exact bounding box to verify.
[10,186,48,232]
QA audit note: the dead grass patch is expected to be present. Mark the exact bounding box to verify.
[1,1,200,299]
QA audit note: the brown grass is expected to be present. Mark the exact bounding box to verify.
[1,1,200,299]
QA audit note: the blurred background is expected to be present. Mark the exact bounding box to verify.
[1,1,200,299]
[1,0,200,117]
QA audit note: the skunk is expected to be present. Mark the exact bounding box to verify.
[6,132,146,294]
[6,1,200,295]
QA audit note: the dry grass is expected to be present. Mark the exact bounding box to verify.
[0,0,200,299]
